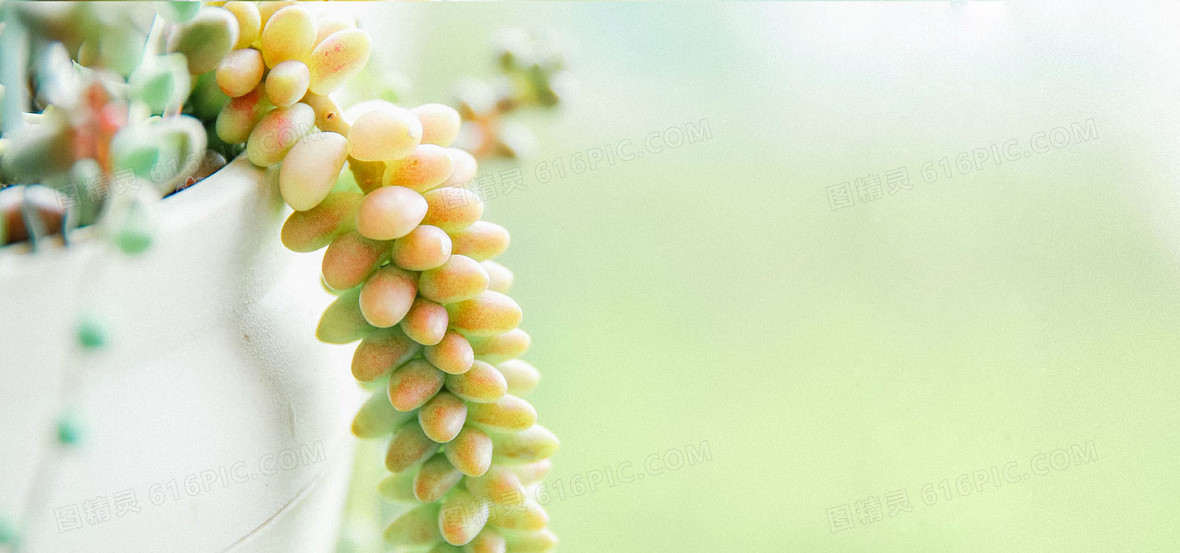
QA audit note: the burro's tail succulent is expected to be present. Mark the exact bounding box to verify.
[207,4,559,551]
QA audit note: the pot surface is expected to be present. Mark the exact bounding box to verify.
[0,157,362,553]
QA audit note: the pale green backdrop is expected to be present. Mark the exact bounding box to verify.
[339,3,1180,552]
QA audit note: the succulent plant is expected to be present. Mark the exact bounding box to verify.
[209,7,561,548]
[455,29,570,160]
[0,2,228,250]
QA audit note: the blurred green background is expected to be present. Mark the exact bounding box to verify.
[339,3,1180,552]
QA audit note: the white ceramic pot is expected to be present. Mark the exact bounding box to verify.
[0,157,362,553]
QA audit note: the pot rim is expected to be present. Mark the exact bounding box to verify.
[0,155,264,257]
